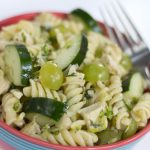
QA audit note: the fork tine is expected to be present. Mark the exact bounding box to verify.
[116,0,143,42]
[99,6,118,44]
[110,1,136,46]
[102,1,133,55]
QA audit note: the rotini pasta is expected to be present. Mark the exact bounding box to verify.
[0,40,12,51]
[21,121,42,140]
[70,120,86,130]
[2,90,25,127]
[109,75,131,129]
[23,79,66,102]
[54,28,66,48]
[13,30,34,46]
[94,81,111,103]
[63,20,84,34]
[34,13,62,28]
[94,34,126,76]
[43,129,98,146]
[131,93,150,127]
[0,24,18,40]
[98,34,122,63]
[100,54,122,75]
[83,81,95,105]
[63,65,85,119]
[0,69,11,95]
[55,114,72,130]
[63,65,85,106]
[81,32,101,67]
[27,44,44,58]
[0,52,5,70]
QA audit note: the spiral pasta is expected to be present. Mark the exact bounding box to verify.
[27,44,44,58]
[13,30,34,46]
[0,53,5,70]
[95,81,111,103]
[0,69,11,95]
[64,65,85,106]
[63,65,85,118]
[0,40,12,51]
[63,20,84,34]
[98,34,122,63]
[1,20,40,41]
[83,82,95,105]
[70,120,86,130]
[131,93,150,127]
[23,79,67,102]
[1,90,25,127]
[54,28,65,48]
[21,121,42,140]
[34,13,62,28]
[81,32,101,66]
[0,24,18,40]
[43,129,98,146]
[109,75,131,129]
[95,34,124,76]
[100,54,122,75]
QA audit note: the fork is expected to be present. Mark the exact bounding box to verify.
[99,0,150,81]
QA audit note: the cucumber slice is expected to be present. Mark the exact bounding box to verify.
[123,91,138,110]
[53,34,88,69]
[122,74,132,92]
[122,72,144,98]
[23,97,67,121]
[97,129,123,145]
[70,9,102,33]
[123,119,138,139]
[25,113,55,126]
[4,44,32,86]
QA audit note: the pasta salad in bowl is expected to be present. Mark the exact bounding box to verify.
[0,9,150,150]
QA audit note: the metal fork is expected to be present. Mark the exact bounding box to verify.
[99,0,150,80]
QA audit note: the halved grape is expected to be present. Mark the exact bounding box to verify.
[120,54,132,71]
[83,63,109,83]
[39,62,63,90]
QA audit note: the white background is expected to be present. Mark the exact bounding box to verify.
[0,0,150,150]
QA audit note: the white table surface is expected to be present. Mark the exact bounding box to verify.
[0,0,150,150]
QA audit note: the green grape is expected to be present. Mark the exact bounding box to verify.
[83,63,109,83]
[120,54,132,71]
[122,119,138,139]
[39,62,63,90]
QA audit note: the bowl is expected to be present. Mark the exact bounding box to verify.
[0,12,150,150]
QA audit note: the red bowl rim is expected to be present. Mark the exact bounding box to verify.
[0,12,150,150]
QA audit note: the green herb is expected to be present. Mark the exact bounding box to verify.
[13,101,21,112]
[21,32,26,43]
[42,43,51,56]
[89,115,108,133]
[105,106,113,120]
[91,121,100,128]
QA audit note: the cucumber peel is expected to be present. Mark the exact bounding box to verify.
[4,44,32,86]
[23,97,67,121]
[70,8,102,33]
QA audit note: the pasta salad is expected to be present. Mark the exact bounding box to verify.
[0,9,150,146]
